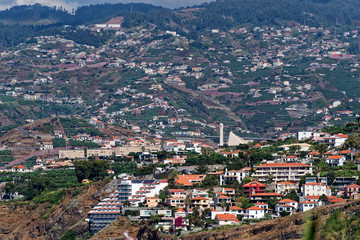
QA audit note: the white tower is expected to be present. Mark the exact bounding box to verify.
[220,123,224,146]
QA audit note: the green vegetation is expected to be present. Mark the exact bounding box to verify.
[322,209,360,239]
[74,159,109,182]
[69,140,101,148]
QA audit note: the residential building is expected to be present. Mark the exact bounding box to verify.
[139,209,172,218]
[254,163,313,182]
[243,206,265,219]
[117,179,168,206]
[176,174,206,186]
[88,191,122,233]
[215,214,240,225]
[214,195,232,205]
[220,169,249,185]
[191,196,211,210]
[302,183,331,197]
[243,181,266,197]
[168,189,186,199]
[299,201,318,212]
[145,197,160,207]
[326,155,346,167]
[191,189,209,199]
[166,197,186,208]
[344,184,360,197]
[275,182,297,194]
[250,193,283,202]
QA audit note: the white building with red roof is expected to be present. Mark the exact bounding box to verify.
[326,155,346,167]
[275,181,297,194]
[299,200,318,212]
[302,182,331,197]
[243,206,265,219]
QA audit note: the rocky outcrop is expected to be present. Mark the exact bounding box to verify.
[0,181,109,240]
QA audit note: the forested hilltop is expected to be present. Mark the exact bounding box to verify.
[2,0,360,47]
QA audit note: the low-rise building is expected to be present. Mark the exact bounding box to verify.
[191,196,211,210]
[220,169,249,185]
[326,155,346,167]
[243,181,266,197]
[302,183,331,197]
[168,189,186,199]
[299,200,318,212]
[344,184,360,197]
[176,174,206,186]
[215,214,240,225]
[166,197,186,208]
[243,206,265,219]
[254,163,313,182]
[145,197,160,207]
[275,182,297,194]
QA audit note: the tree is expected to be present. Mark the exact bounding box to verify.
[123,200,131,207]
[220,200,228,211]
[289,145,301,155]
[343,134,360,150]
[285,190,298,201]
[3,182,16,196]
[326,171,336,185]
[74,159,109,182]
[202,175,219,187]
[266,198,279,209]
[314,144,328,157]
[195,155,208,174]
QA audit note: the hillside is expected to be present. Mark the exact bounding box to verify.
[85,199,360,239]
[0,181,109,239]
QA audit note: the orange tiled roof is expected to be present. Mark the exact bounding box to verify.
[215,214,240,222]
[327,155,345,159]
[176,174,206,186]
[278,199,297,203]
[300,200,317,204]
[243,181,266,187]
[247,206,264,211]
[191,196,208,200]
[229,206,244,210]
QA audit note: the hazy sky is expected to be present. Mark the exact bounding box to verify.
[0,0,213,11]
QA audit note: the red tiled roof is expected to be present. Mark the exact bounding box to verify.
[191,196,208,201]
[229,206,244,210]
[243,181,266,187]
[168,189,185,193]
[327,155,345,160]
[215,214,240,222]
[300,200,317,204]
[247,206,264,211]
[176,175,205,186]
[278,199,297,203]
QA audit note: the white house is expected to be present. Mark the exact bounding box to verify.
[214,214,240,225]
[302,183,331,196]
[299,200,318,212]
[243,206,265,219]
[275,182,297,194]
[326,155,346,167]
[220,169,249,185]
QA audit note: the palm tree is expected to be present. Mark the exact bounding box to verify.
[185,197,191,212]
[220,200,228,211]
